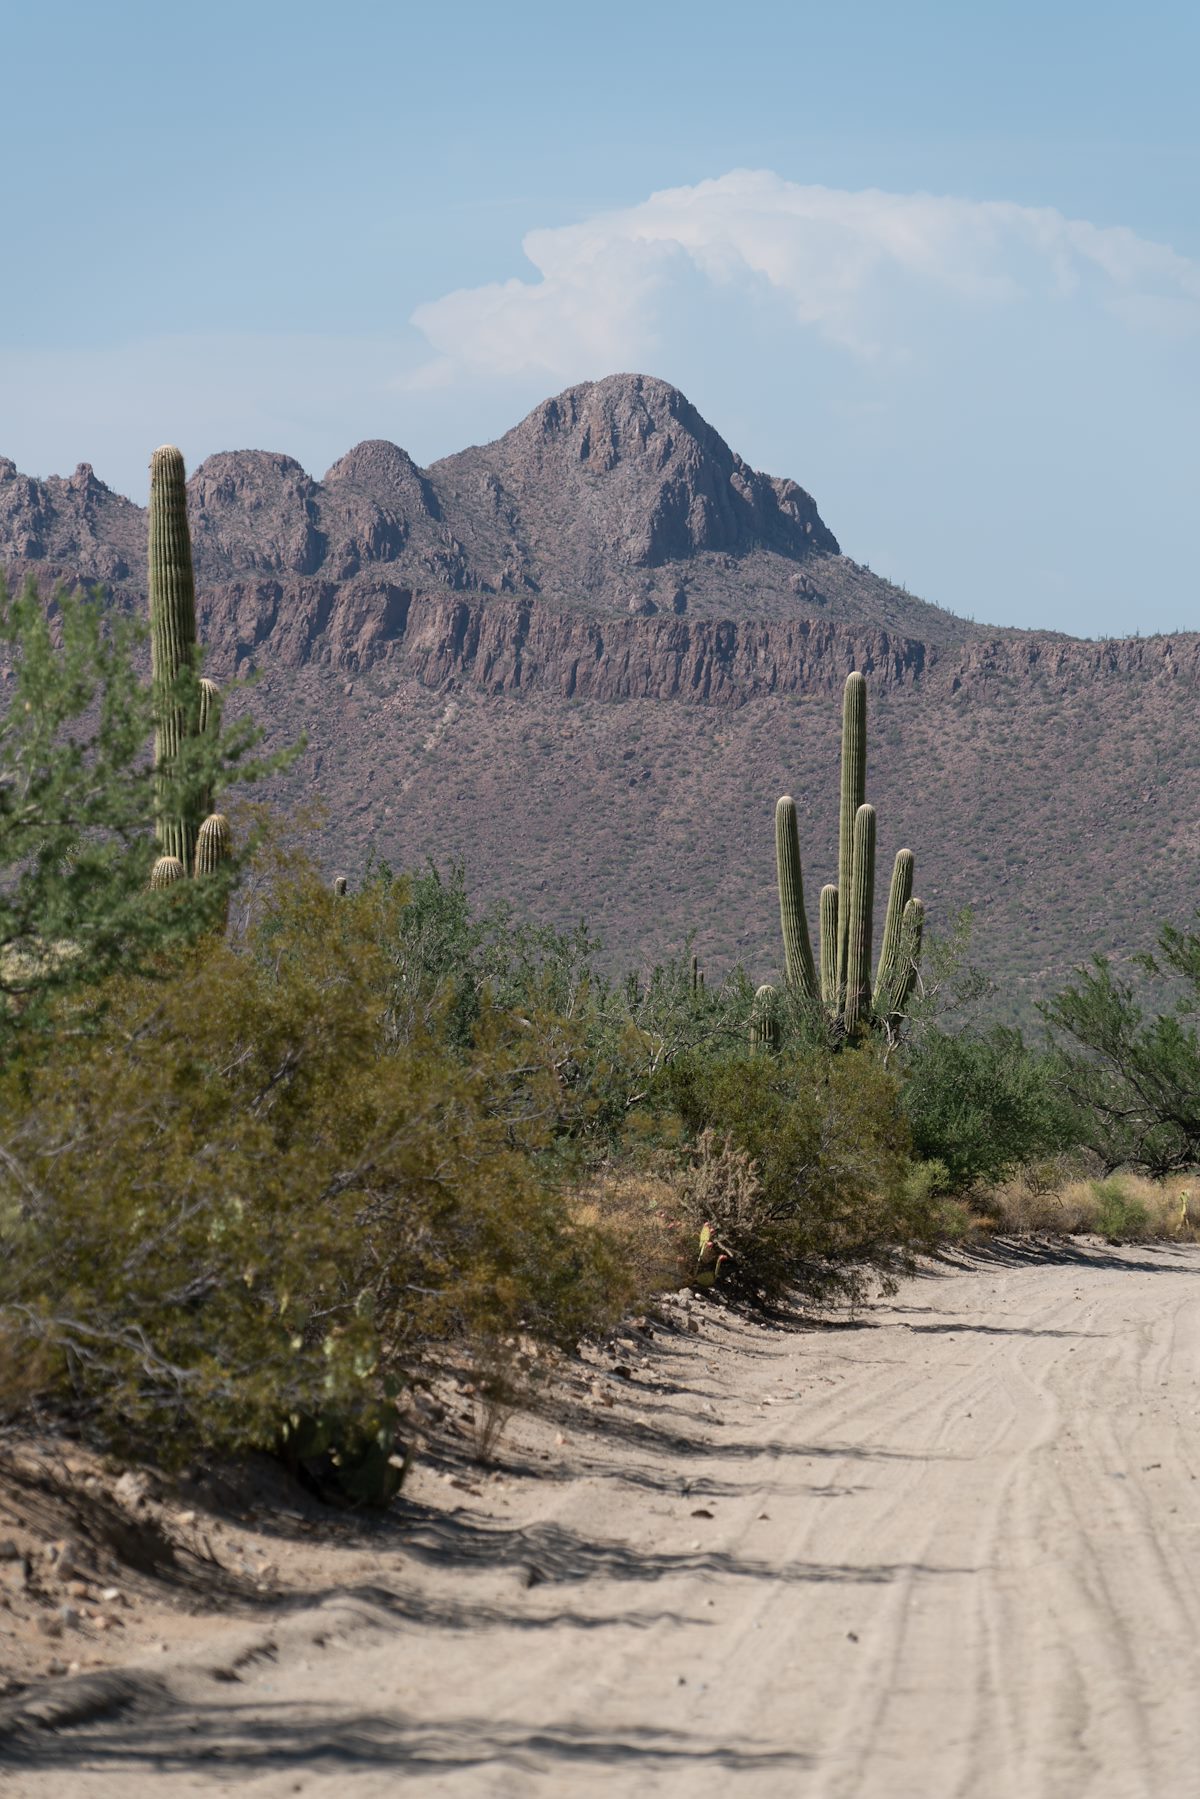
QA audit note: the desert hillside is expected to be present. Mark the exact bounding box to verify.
[3,372,1197,1012]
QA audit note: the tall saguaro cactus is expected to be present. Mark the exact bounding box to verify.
[772,671,923,1040]
[147,445,232,897]
[149,447,201,868]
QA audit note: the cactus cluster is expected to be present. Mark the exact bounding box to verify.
[759,671,924,1043]
[147,446,233,892]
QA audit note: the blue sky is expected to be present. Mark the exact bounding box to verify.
[4,0,1197,637]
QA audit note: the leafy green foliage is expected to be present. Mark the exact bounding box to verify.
[1090,1176,1151,1242]
[0,867,627,1462]
[365,860,756,1156]
[1043,923,1200,1174]
[900,1025,1075,1189]
[661,1045,926,1300]
[0,576,271,1053]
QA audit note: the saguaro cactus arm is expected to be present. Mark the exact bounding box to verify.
[149,855,185,890]
[774,795,818,1005]
[751,983,780,1055]
[893,897,925,1015]
[197,677,221,818]
[873,848,915,1015]
[835,672,867,999]
[819,884,838,1011]
[842,802,876,1033]
[193,813,232,879]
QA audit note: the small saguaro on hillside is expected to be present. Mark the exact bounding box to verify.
[147,446,232,889]
[763,670,924,1042]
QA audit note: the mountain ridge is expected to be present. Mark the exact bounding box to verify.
[0,372,986,653]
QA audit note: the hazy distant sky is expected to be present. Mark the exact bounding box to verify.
[4,0,1197,637]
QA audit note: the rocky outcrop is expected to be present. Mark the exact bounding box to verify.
[0,456,144,583]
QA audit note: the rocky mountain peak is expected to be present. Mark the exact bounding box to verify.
[322,440,442,531]
[189,450,314,508]
[187,452,323,578]
[522,373,717,468]
[434,374,839,573]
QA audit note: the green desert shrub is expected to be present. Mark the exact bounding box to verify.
[1044,922,1200,1174]
[900,1026,1075,1190]
[1089,1176,1152,1242]
[0,864,626,1465]
[661,1045,924,1300]
[0,575,273,1060]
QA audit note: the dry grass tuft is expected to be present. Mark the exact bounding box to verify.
[980,1165,1200,1243]
[571,1171,691,1305]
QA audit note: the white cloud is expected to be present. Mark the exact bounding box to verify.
[408,170,1200,381]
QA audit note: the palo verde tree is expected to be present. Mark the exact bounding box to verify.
[1043,920,1200,1174]
[0,557,268,1052]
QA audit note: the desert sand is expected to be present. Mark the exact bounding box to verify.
[4,1239,1200,1796]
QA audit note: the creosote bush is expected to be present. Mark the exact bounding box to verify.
[1044,919,1200,1174]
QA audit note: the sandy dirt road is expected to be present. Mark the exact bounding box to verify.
[4,1240,1200,1797]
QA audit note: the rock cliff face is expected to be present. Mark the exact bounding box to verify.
[3,373,1198,1015]
[179,581,1200,704]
